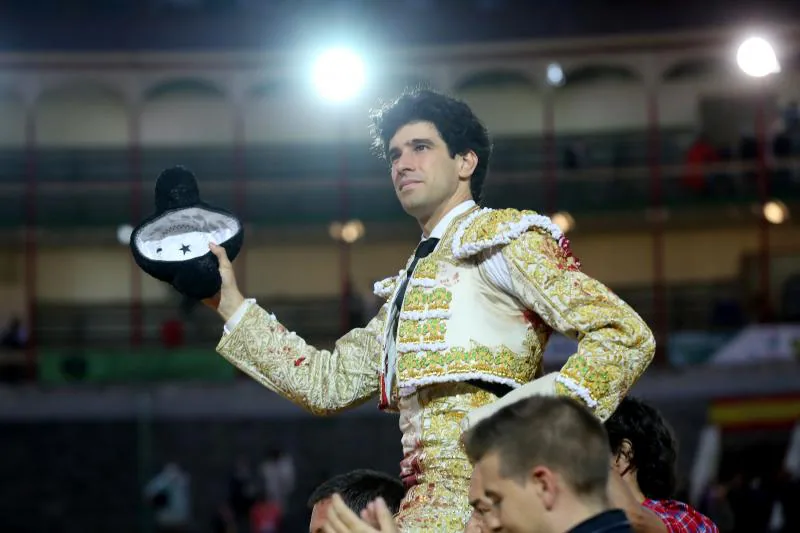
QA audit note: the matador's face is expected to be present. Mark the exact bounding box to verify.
[387,121,472,221]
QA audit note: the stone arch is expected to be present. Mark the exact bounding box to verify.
[661,57,730,83]
[452,68,540,135]
[562,64,642,86]
[243,72,361,145]
[35,80,129,147]
[554,63,646,134]
[453,68,536,92]
[658,57,735,131]
[246,79,293,101]
[142,78,227,102]
[140,77,233,146]
[37,79,127,104]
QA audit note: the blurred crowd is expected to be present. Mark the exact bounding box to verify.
[140,395,798,533]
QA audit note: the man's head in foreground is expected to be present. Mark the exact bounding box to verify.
[307,469,405,533]
[462,395,612,533]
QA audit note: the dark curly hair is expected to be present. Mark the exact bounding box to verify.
[604,396,678,500]
[307,469,405,515]
[369,88,492,203]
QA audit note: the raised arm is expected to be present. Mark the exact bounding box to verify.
[207,243,384,416]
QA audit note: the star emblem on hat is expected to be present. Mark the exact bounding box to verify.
[180,244,191,255]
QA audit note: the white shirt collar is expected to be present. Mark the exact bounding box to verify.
[423,200,477,240]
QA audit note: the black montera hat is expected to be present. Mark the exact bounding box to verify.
[130,166,243,300]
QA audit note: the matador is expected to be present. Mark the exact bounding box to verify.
[206,89,656,532]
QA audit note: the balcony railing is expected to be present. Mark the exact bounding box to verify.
[4,128,797,228]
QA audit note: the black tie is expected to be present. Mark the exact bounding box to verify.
[394,238,440,315]
[391,237,512,399]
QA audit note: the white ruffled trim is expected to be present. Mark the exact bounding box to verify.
[373,268,406,298]
[396,341,449,353]
[451,208,565,259]
[451,207,490,258]
[373,279,397,299]
[399,309,451,320]
[397,373,523,398]
[408,277,437,287]
[555,374,598,408]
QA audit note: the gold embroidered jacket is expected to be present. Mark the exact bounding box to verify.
[216,207,655,420]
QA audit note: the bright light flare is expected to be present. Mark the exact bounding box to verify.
[551,211,575,233]
[546,63,565,87]
[312,48,366,102]
[763,200,789,224]
[341,220,365,243]
[736,37,781,78]
[329,219,365,243]
[117,224,133,245]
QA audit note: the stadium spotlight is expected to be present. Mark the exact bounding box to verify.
[736,36,781,78]
[551,211,575,233]
[341,220,365,243]
[763,200,789,225]
[546,62,565,87]
[312,47,366,102]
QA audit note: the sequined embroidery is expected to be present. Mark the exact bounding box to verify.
[501,227,655,421]
[395,383,496,531]
[413,256,439,281]
[397,343,538,387]
[401,286,453,314]
[452,207,564,259]
[397,318,448,346]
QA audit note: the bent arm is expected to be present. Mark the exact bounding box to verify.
[501,230,655,420]
[216,300,385,416]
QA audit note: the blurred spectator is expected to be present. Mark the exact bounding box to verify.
[260,449,295,514]
[229,457,257,533]
[1,316,27,349]
[773,468,800,533]
[564,141,589,170]
[161,317,185,349]
[682,134,719,195]
[144,462,191,533]
[605,396,719,532]
[250,491,282,533]
[727,474,773,533]
[698,479,736,533]
[211,504,236,533]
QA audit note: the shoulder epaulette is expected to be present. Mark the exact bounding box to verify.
[451,207,565,259]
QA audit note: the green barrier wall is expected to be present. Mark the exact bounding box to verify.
[38,349,237,384]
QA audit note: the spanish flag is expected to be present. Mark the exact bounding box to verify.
[710,394,800,430]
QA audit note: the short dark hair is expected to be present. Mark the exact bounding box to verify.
[604,396,677,500]
[307,469,405,515]
[369,88,493,202]
[462,396,610,499]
